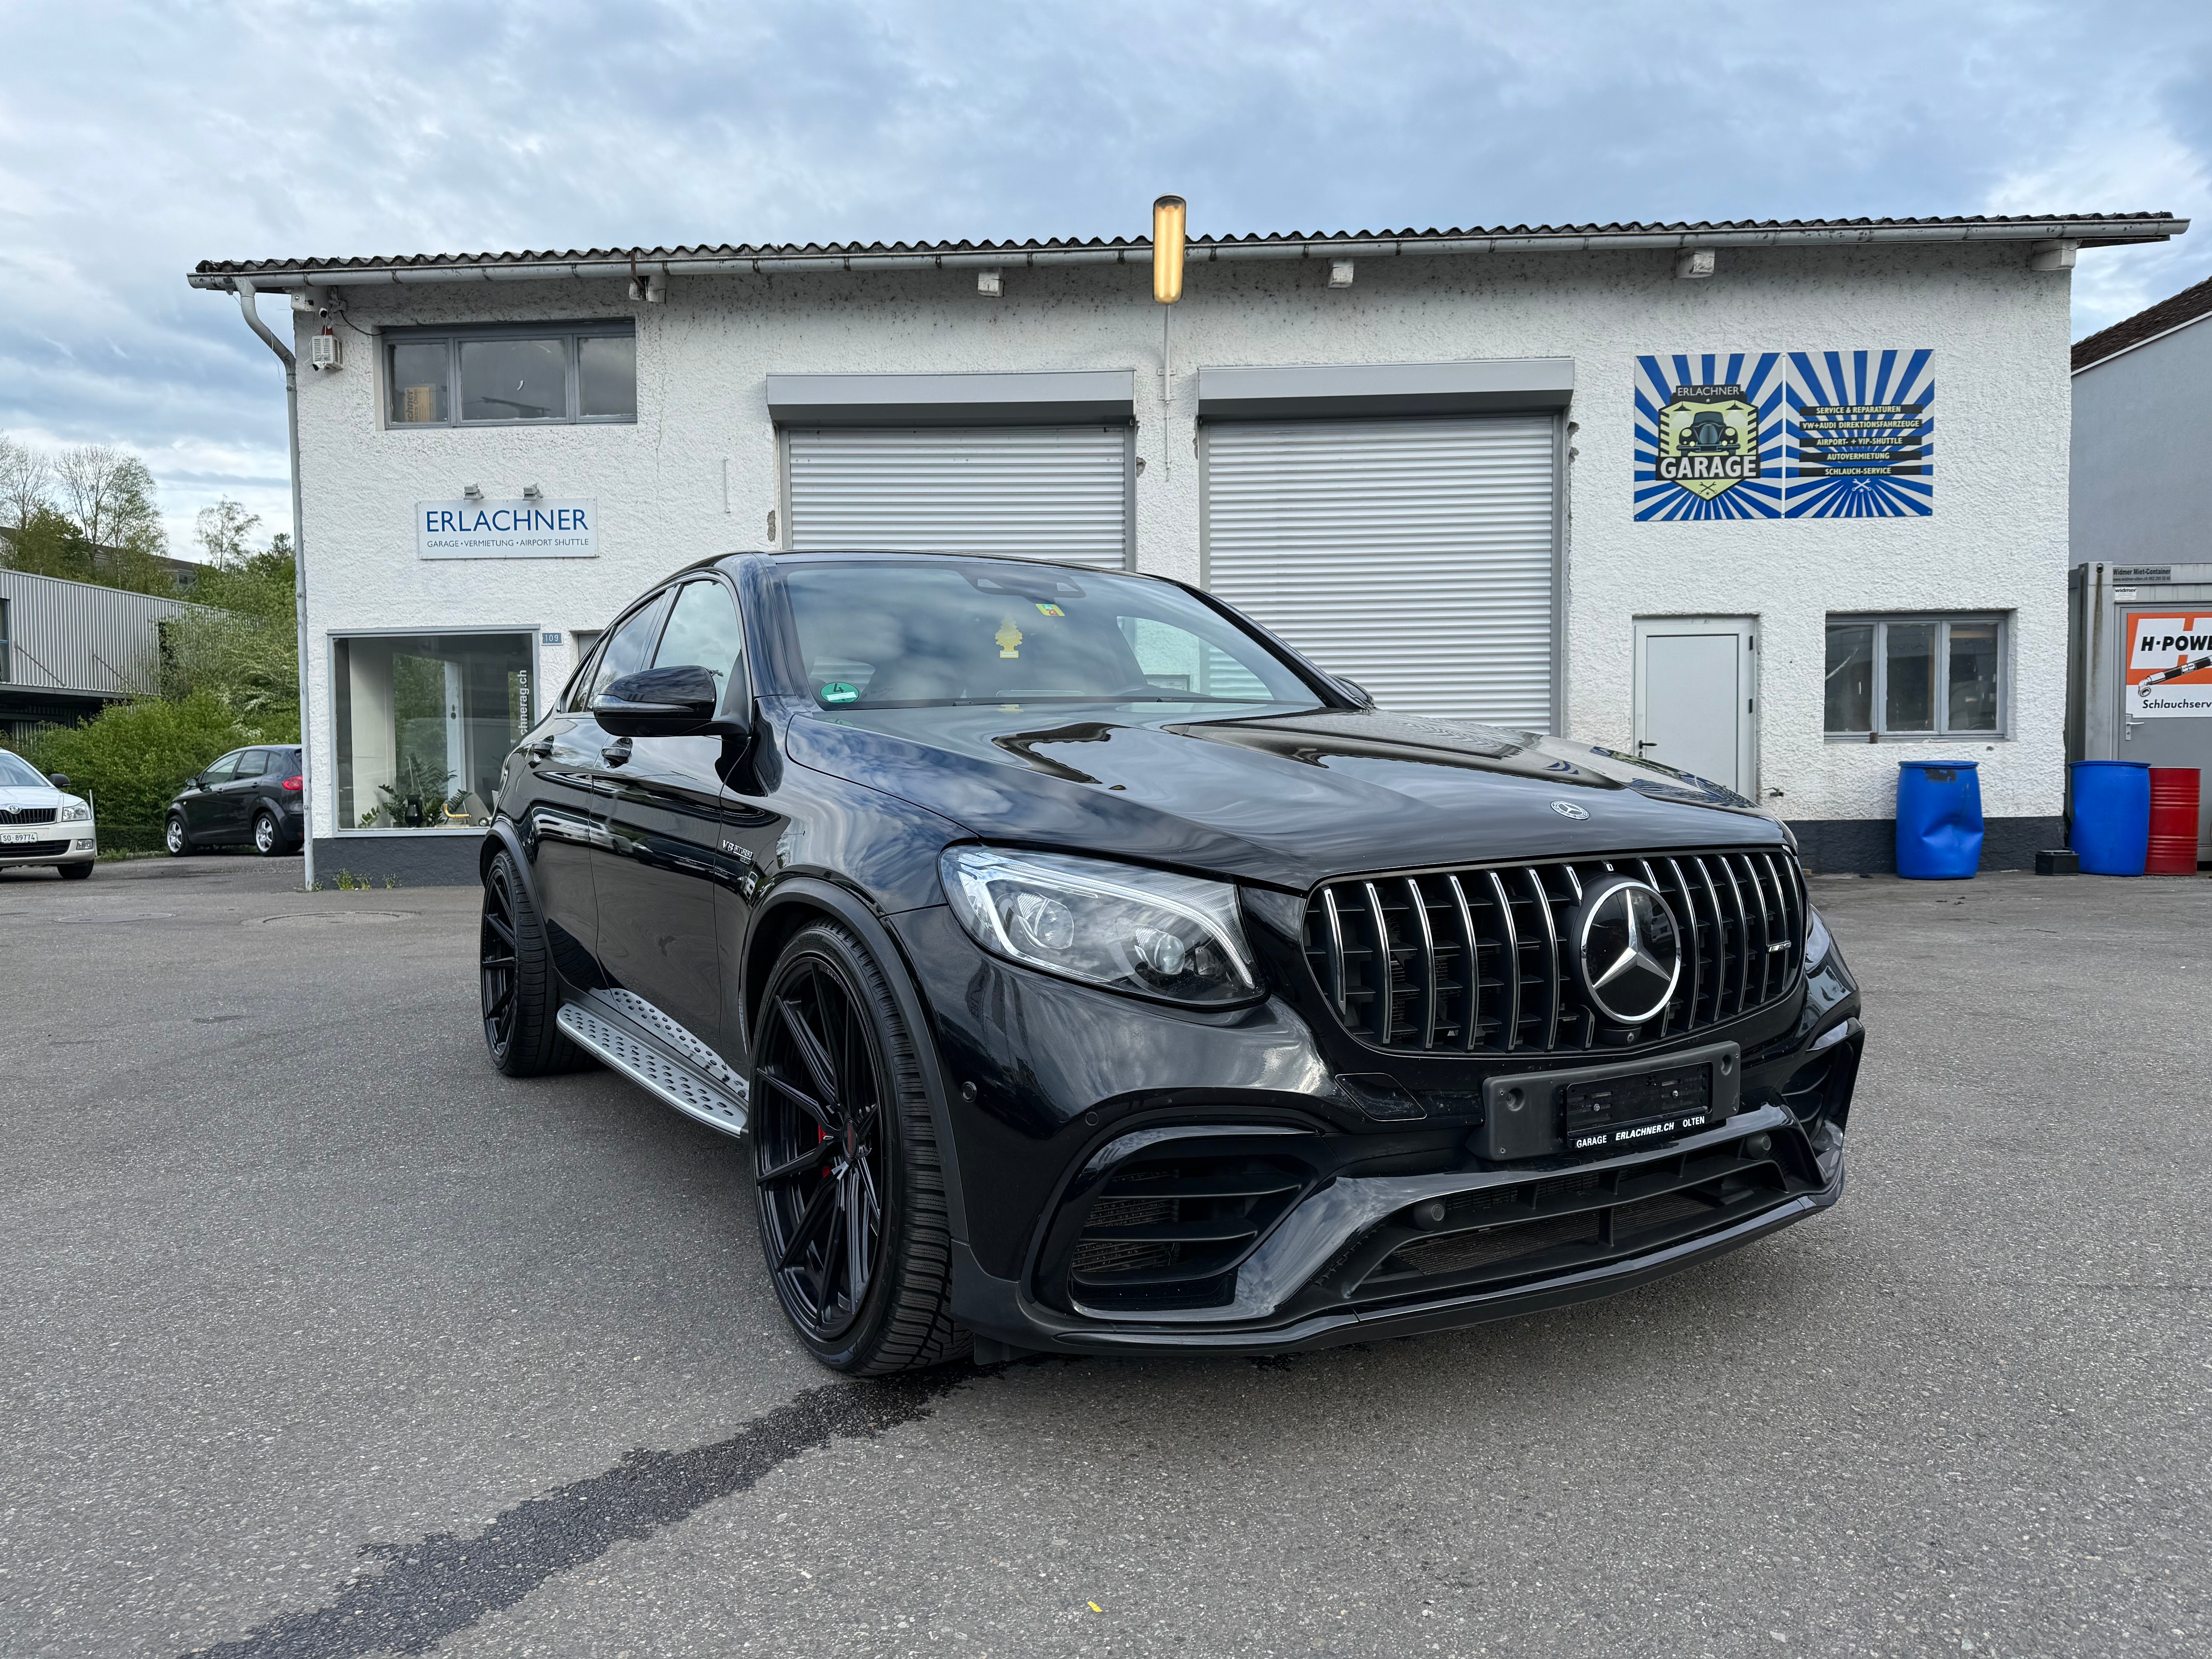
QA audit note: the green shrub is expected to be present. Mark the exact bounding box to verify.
[14,691,291,826]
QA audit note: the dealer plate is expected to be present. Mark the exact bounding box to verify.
[1473,1039,1741,1161]
[1561,1063,1715,1152]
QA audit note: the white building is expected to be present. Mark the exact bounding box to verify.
[187,212,2185,882]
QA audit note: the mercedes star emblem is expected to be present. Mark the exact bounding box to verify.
[1550,800,1589,820]
[1573,876,1683,1026]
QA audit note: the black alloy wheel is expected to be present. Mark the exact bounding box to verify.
[479,850,584,1077]
[164,816,188,856]
[753,922,965,1375]
[253,811,280,855]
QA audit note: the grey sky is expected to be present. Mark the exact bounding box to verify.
[2,0,2207,553]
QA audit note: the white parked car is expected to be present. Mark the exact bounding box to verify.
[0,749,97,880]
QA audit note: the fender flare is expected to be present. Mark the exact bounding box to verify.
[479,819,534,906]
[748,878,970,1247]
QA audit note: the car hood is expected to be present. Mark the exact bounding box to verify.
[780,699,1787,890]
[0,785,67,809]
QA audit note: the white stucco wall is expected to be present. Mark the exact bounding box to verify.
[288,242,2072,843]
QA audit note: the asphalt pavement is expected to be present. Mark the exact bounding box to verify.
[2,853,2205,1658]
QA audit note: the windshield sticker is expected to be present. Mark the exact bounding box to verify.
[819,681,859,705]
[1033,602,1065,617]
[996,617,1024,658]
[1634,351,1785,521]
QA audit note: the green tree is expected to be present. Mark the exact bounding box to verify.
[0,442,175,597]
[161,498,299,726]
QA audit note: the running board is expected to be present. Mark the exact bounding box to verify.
[556,1000,749,1139]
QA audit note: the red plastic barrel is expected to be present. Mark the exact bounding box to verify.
[2147,768,2201,875]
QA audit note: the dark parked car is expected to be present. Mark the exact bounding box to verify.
[165,745,304,856]
[480,551,1862,1375]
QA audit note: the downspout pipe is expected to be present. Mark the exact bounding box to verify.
[233,279,315,893]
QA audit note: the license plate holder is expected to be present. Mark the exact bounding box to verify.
[1473,1041,1741,1161]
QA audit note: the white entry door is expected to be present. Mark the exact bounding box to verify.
[1632,617,1758,796]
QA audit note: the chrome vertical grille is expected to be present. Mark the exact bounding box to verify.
[1302,849,1805,1055]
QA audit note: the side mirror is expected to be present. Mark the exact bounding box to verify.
[46,773,69,790]
[592,666,742,738]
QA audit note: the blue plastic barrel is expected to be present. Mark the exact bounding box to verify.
[1895,761,1984,879]
[2069,760,2151,876]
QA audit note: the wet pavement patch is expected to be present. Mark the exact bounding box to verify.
[185,1370,973,1659]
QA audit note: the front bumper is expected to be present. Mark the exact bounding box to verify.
[893,900,1864,1359]
[0,829,96,866]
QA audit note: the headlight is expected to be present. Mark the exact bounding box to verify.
[940,846,1259,1006]
[57,802,91,822]
[1805,907,1833,969]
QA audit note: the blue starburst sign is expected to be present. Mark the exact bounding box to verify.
[1633,352,1786,521]
[1784,349,1935,518]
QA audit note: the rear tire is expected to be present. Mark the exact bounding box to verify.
[58,862,92,881]
[752,921,967,1376]
[164,816,189,856]
[252,811,281,855]
[480,850,586,1077]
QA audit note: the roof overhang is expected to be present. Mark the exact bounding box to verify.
[187,215,2189,292]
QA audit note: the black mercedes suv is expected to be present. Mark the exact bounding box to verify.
[479,551,1861,1375]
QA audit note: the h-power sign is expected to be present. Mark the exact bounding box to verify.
[416,499,597,560]
[2126,610,2212,718]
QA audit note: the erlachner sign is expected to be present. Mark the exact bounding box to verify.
[416,499,597,560]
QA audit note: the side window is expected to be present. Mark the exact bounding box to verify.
[652,580,747,711]
[200,752,242,785]
[235,750,270,778]
[589,594,673,701]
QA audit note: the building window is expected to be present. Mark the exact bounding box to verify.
[333,632,534,829]
[1825,615,2005,738]
[385,322,635,427]
[0,597,11,682]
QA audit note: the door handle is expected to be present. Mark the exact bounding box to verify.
[601,743,633,766]
[524,740,555,763]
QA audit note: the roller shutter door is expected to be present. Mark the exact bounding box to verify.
[787,426,1130,568]
[1203,416,1558,724]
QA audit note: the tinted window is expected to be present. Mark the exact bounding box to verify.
[591,594,672,701]
[653,580,746,710]
[235,750,270,778]
[200,752,242,785]
[774,562,1316,709]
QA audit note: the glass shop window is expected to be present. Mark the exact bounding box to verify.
[385,323,635,427]
[1824,615,2006,739]
[333,632,534,829]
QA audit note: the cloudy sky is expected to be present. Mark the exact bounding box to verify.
[2,0,2207,556]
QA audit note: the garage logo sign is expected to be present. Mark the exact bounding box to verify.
[1634,353,1784,520]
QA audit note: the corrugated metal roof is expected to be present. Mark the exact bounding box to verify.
[2073,271,2212,372]
[188,212,2186,288]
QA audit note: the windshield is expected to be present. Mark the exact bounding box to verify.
[0,750,48,788]
[775,560,1321,710]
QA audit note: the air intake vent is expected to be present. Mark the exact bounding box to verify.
[1060,1154,1311,1312]
[1303,850,1804,1055]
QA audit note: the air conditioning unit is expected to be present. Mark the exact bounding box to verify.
[309,330,343,371]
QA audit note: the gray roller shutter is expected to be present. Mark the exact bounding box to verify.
[787,426,1130,568]
[1202,416,1558,724]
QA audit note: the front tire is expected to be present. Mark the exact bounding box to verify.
[58,862,92,881]
[480,850,586,1077]
[752,921,966,1376]
[164,816,189,855]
